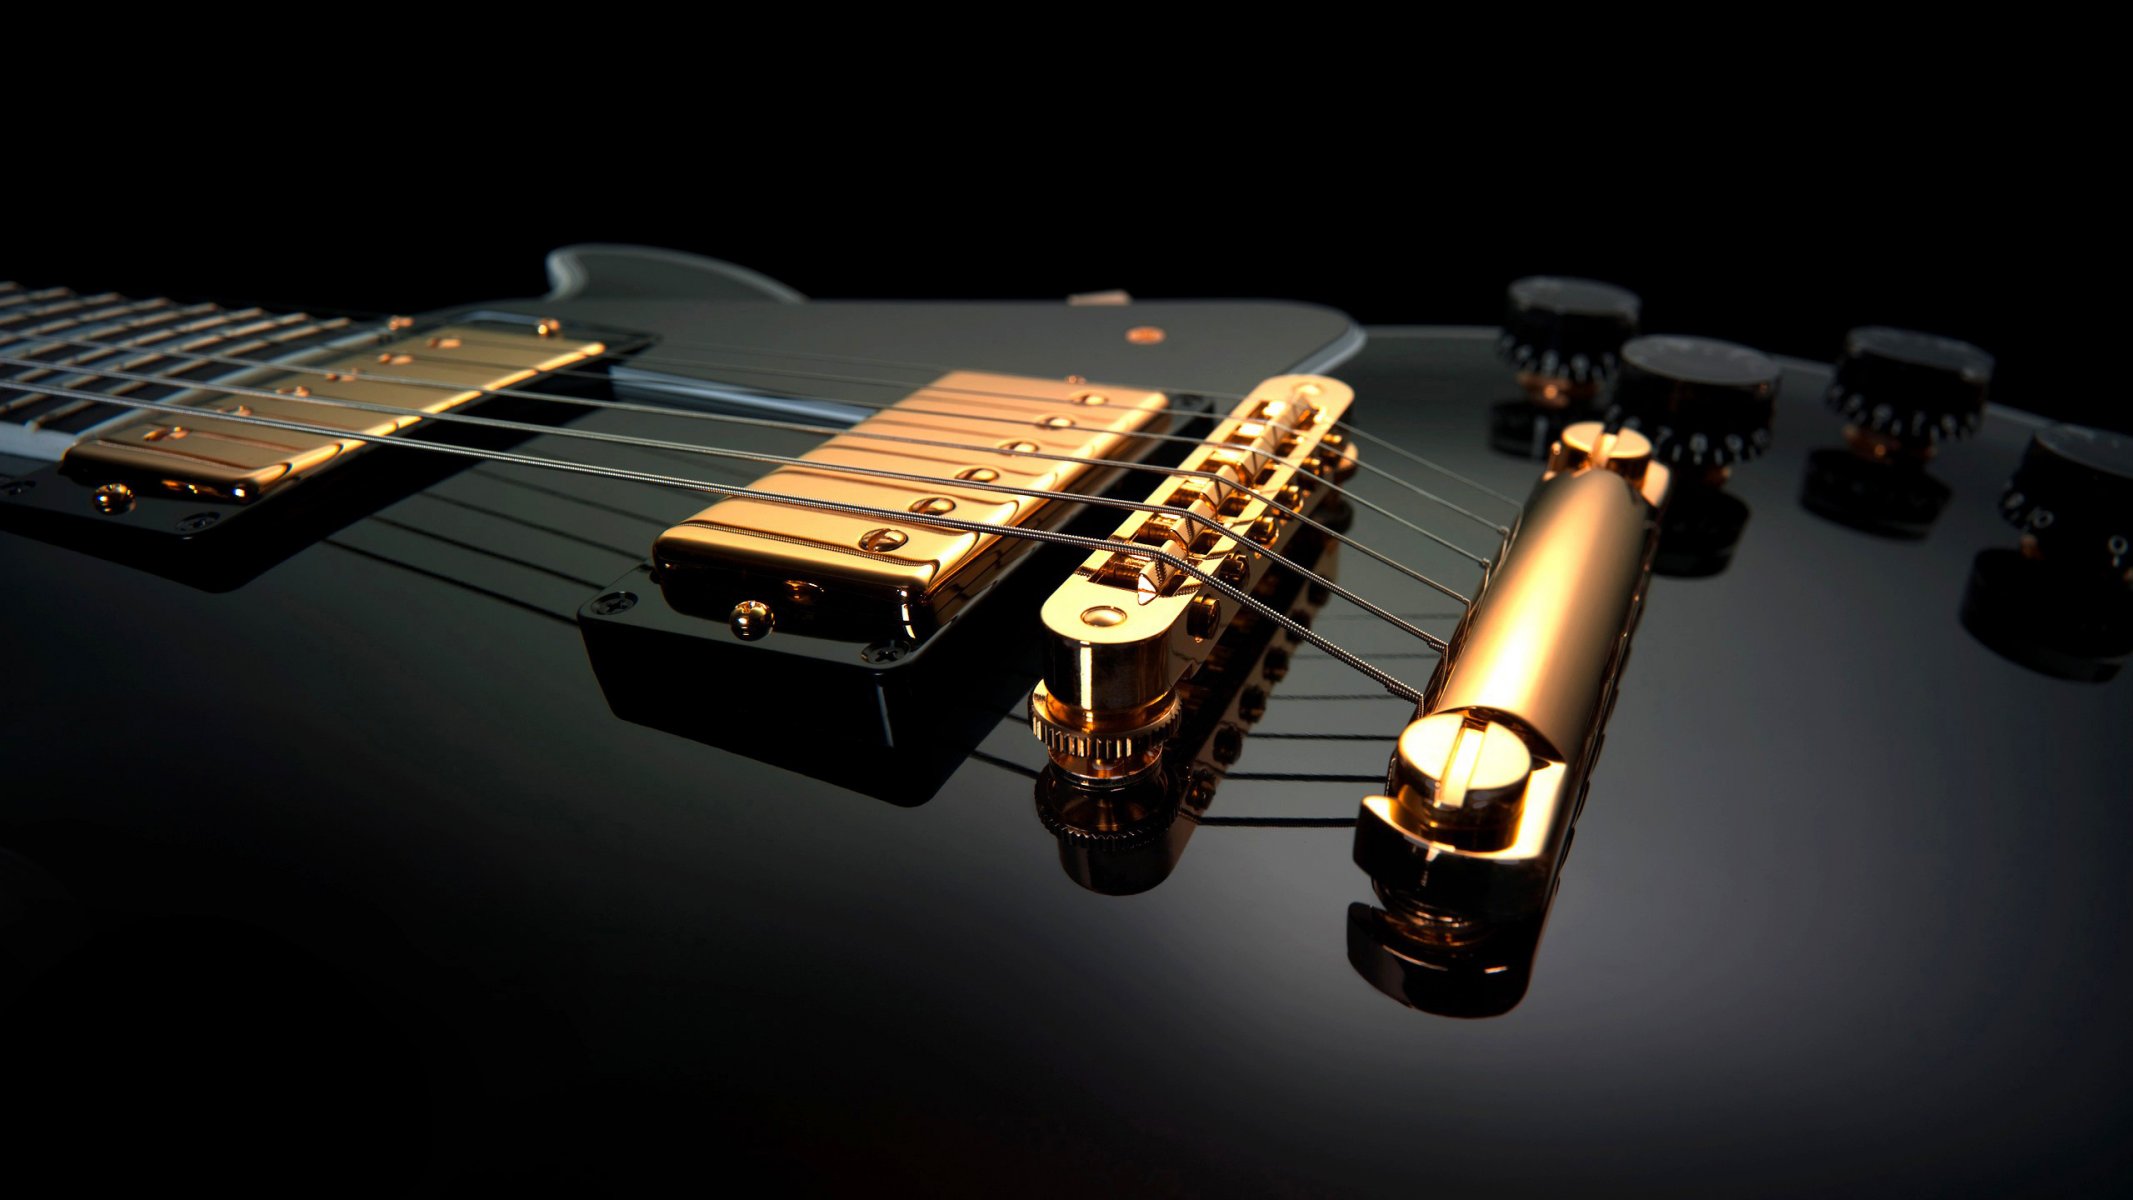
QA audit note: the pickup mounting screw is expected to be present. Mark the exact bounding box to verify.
[176,511,220,533]
[729,600,775,640]
[859,528,909,552]
[861,639,915,664]
[93,483,135,514]
[590,590,637,615]
[1081,605,1127,628]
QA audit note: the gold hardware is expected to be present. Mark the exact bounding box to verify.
[653,371,1169,637]
[1355,418,1670,923]
[1387,713,1535,851]
[535,317,563,337]
[1126,326,1166,345]
[1029,683,1180,782]
[63,324,605,500]
[728,600,775,640]
[92,482,134,514]
[1030,375,1354,779]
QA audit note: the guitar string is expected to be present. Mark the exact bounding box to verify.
[427,319,1526,510]
[17,378,1434,698]
[0,287,1517,510]
[0,349,1477,611]
[431,324,1525,520]
[1,327,1504,564]
[11,377,1449,683]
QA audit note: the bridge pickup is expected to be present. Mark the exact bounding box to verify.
[1028,374,1357,781]
[651,371,1171,639]
[61,324,607,501]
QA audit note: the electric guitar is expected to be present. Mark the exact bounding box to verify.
[3,247,2127,1195]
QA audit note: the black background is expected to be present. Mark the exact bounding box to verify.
[5,112,2089,432]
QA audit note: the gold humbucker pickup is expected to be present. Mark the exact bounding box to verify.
[1029,374,1356,780]
[62,324,607,500]
[652,372,1170,637]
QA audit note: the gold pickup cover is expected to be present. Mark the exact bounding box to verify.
[653,371,1170,636]
[63,324,606,500]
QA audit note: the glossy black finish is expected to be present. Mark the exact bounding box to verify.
[1610,334,1781,468]
[1826,325,1994,446]
[5,279,2132,1194]
[2001,424,2133,569]
[1497,276,1641,385]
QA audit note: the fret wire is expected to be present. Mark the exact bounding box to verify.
[6,324,1507,559]
[10,378,1434,699]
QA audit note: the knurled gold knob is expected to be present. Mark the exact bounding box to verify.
[1029,681,1181,782]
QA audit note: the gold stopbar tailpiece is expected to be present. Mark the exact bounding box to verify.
[653,372,1170,638]
[62,325,606,500]
[1356,421,1669,926]
[1029,374,1357,780]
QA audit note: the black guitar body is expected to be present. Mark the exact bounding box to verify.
[3,249,2127,1195]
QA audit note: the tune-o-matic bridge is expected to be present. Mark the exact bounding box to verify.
[1028,374,1356,780]
[1350,421,1670,1014]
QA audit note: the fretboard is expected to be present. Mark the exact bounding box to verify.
[0,281,376,460]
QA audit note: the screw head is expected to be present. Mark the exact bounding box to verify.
[859,528,909,553]
[589,590,638,616]
[176,511,221,534]
[860,638,915,664]
[1080,605,1127,628]
[93,483,136,515]
[3,478,33,497]
[728,599,775,640]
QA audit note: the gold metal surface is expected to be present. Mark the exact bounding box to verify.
[1357,420,1670,922]
[62,324,605,500]
[654,372,1169,636]
[91,483,134,514]
[728,600,775,640]
[1030,374,1354,778]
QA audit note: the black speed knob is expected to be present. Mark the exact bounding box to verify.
[1608,335,1780,468]
[1498,277,1642,386]
[1827,326,1993,446]
[2000,425,2133,572]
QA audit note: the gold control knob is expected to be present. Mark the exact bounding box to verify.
[1390,712,1536,851]
[1030,681,1181,782]
[1549,422,1653,485]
